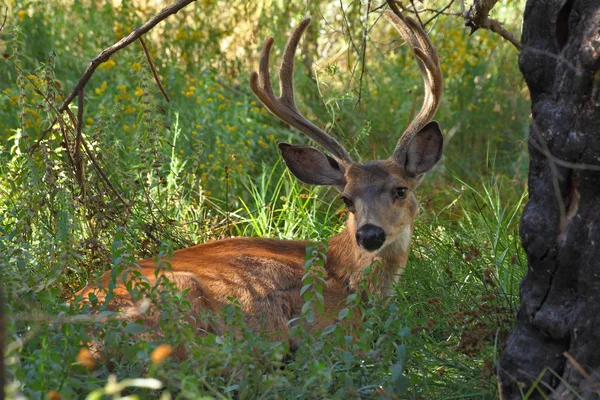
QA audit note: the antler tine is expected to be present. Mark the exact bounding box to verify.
[383,10,443,157]
[250,18,353,164]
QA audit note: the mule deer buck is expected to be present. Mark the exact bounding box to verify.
[76,10,443,340]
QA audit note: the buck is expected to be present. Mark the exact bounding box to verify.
[77,10,443,339]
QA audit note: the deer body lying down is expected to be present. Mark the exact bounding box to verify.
[77,9,443,340]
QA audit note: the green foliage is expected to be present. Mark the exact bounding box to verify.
[0,0,530,398]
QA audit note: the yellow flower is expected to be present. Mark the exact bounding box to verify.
[195,124,201,128]
[17,10,27,21]
[131,62,142,72]
[99,59,116,69]
[151,344,173,365]
[47,391,62,400]
[216,119,222,124]
[217,93,225,101]
[206,98,213,103]
[95,81,108,95]
[76,348,95,370]
[135,87,143,96]
[179,149,184,154]
[117,85,127,93]
[86,117,94,125]
[123,125,130,132]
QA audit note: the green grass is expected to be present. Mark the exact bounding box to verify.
[0,0,530,398]
[1,164,527,399]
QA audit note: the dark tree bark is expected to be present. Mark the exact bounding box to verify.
[498,0,600,398]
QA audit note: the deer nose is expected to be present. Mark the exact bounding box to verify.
[355,224,386,252]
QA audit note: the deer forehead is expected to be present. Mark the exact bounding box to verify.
[343,160,409,194]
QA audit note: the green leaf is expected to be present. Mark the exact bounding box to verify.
[300,283,312,296]
[305,309,315,323]
[345,293,358,304]
[338,308,350,320]
[321,324,336,335]
[396,344,407,363]
[124,322,146,334]
[341,351,354,364]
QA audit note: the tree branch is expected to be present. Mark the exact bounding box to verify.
[463,0,523,51]
[139,36,170,102]
[58,0,196,113]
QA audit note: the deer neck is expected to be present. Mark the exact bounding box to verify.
[326,218,412,297]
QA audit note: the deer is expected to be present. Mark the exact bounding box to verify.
[75,9,443,344]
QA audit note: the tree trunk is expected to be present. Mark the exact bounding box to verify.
[498,0,600,398]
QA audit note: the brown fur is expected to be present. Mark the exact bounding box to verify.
[75,13,442,350]
[76,162,419,342]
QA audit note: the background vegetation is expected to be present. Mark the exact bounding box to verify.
[0,0,530,398]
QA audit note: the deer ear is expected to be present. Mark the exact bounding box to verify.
[278,143,346,189]
[405,121,443,176]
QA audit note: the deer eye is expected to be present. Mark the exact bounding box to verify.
[394,187,408,201]
[340,195,354,210]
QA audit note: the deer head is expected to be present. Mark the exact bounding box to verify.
[250,10,443,254]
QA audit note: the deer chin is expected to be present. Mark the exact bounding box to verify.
[377,225,412,256]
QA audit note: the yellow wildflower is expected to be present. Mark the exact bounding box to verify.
[151,344,173,365]
[99,59,116,69]
[76,348,95,370]
[47,391,62,400]
[95,81,108,95]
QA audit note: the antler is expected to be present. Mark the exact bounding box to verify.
[383,9,443,160]
[249,18,353,165]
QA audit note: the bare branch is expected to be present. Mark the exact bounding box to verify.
[0,7,7,32]
[464,0,523,51]
[139,36,170,102]
[63,106,130,209]
[424,0,457,26]
[58,0,196,112]
[74,88,85,196]
[356,0,372,106]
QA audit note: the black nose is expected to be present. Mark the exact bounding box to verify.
[355,224,386,251]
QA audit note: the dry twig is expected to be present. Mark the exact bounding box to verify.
[139,36,170,102]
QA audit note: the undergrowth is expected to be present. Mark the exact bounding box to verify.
[0,0,530,398]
